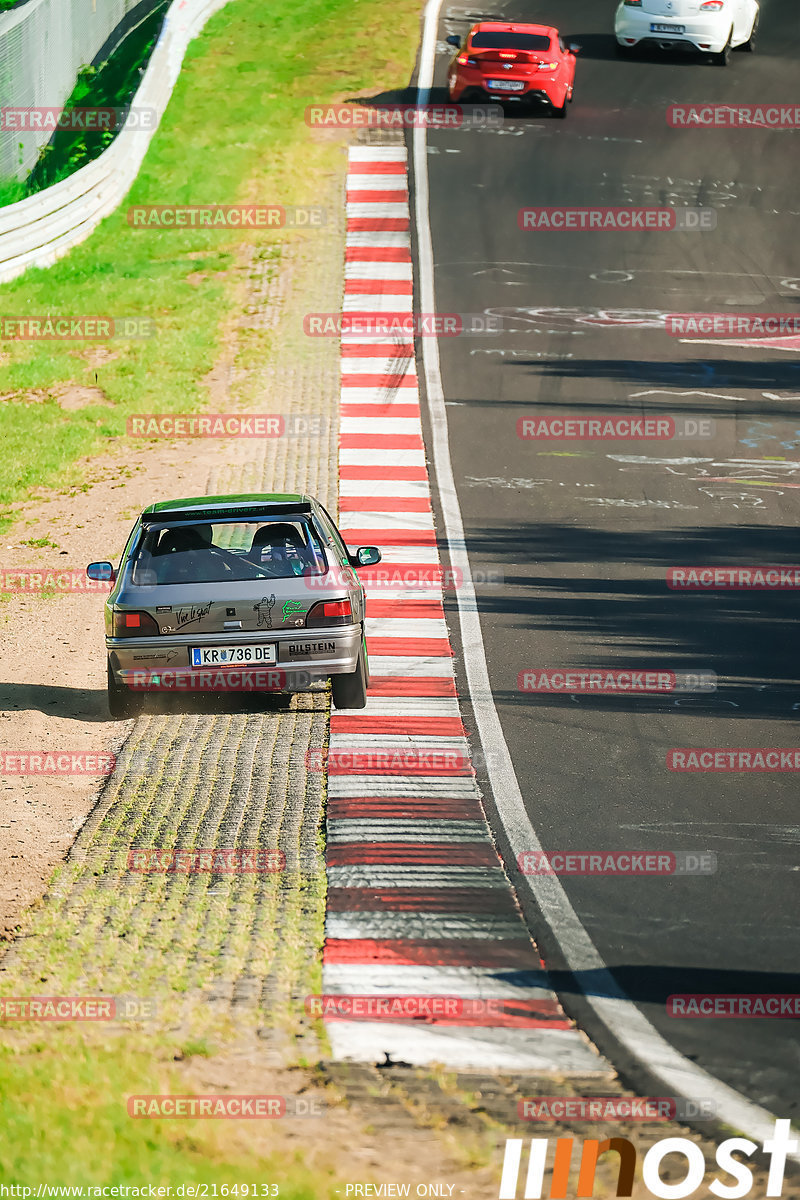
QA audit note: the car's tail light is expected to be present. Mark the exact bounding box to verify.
[305,599,353,627]
[112,610,160,637]
[456,54,477,65]
[623,0,642,6]
[536,61,559,70]
[700,0,724,8]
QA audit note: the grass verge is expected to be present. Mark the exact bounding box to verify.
[0,0,420,1186]
[0,0,421,534]
[0,1032,332,1192]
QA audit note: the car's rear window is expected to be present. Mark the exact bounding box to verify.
[471,32,552,51]
[128,517,328,585]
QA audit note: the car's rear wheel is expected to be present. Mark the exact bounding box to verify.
[107,659,143,720]
[331,644,368,710]
[615,40,633,56]
[716,30,732,64]
[740,12,758,51]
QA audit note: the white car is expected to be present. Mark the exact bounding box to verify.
[614,0,759,63]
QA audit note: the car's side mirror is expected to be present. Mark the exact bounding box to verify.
[350,546,382,568]
[87,561,116,582]
[445,34,461,47]
[568,43,582,54]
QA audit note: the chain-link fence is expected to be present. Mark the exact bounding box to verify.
[0,0,163,181]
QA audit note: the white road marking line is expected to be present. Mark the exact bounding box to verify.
[339,417,423,436]
[327,866,506,889]
[349,146,408,161]
[327,819,487,842]
[345,262,413,280]
[335,696,459,715]
[326,1024,606,1074]
[326,913,529,939]
[365,656,454,676]
[339,448,427,466]
[328,776,477,798]
[363,617,447,637]
[346,201,409,219]
[339,388,419,403]
[340,479,431,496]
[324,965,551,994]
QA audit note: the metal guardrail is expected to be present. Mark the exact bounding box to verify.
[0,0,233,284]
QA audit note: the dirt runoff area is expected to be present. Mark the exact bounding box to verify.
[0,431,241,938]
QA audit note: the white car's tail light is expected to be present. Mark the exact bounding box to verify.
[623,0,642,7]
[700,0,724,8]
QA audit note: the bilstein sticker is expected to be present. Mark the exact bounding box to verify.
[287,641,335,656]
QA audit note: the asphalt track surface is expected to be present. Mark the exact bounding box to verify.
[414,0,800,1120]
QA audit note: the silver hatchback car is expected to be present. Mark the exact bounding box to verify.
[87,493,381,717]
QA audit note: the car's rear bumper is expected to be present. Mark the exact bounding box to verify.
[108,625,362,688]
[450,78,564,105]
[615,11,731,52]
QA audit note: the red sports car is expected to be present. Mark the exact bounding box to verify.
[447,22,579,117]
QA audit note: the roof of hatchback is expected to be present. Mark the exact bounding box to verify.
[142,493,311,515]
[472,21,556,35]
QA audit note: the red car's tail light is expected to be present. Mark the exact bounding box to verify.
[112,610,160,637]
[456,53,477,65]
[306,599,353,627]
[536,61,559,70]
[700,0,724,8]
[499,52,515,58]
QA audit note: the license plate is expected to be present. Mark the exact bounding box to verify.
[487,79,525,91]
[190,644,276,667]
[651,22,684,32]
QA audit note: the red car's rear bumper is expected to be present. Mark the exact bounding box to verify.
[449,68,568,106]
